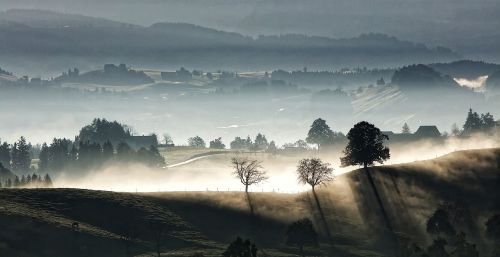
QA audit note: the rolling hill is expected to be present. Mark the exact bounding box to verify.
[0,148,498,256]
[0,9,460,75]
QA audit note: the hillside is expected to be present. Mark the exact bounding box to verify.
[0,10,460,75]
[429,60,500,80]
[0,148,498,256]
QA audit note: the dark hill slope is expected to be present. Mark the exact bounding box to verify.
[0,148,498,256]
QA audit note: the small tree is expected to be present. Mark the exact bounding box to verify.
[286,218,318,256]
[253,133,269,151]
[223,237,258,257]
[44,174,53,187]
[451,123,461,136]
[163,133,173,145]
[231,157,268,193]
[148,220,170,257]
[402,122,411,134]
[188,136,206,148]
[306,118,334,149]
[209,137,226,149]
[426,209,456,238]
[267,141,278,154]
[296,158,333,192]
[0,142,11,169]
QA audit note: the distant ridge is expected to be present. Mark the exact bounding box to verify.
[0,9,460,74]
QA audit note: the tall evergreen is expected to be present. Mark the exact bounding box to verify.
[12,137,31,173]
[0,142,11,169]
[38,143,50,172]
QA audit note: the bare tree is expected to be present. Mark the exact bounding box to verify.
[231,157,268,193]
[296,158,334,245]
[148,220,169,257]
[297,158,333,192]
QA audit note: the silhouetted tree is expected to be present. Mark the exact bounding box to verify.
[253,133,269,151]
[0,142,11,169]
[38,143,50,172]
[340,121,390,168]
[188,136,206,148]
[267,141,278,154]
[44,174,53,187]
[463,108,496,135]
[223,237,258,257]
[77,118,131,145]
[306,118,334,149]
[5,178,12,188]
[209,137,226,149]
[231,158,268,193]
[163,133,173,145]
[297,158,334,245]
[13,175,20,187]
[48,138,72,172]
[230,136,252,150]
[148,220,170,257]
[451,123,461,136]
[340,121,393,248]
[286,218,318,256]
[12,137,31,173]
[117,142,133,161]
[297,158,333,192]
[427,209,456,238]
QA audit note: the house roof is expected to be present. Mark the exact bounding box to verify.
[414,126,441,137]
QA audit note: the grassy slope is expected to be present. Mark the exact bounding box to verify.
[0,148,498,257]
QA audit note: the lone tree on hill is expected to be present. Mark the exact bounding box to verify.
[286,218,318,256]
[231,157,268,193]
[306,118,334,149]
[340,121,390,169]
[340,121,393,248]
[297,158,334,192]
[296,158,334,245]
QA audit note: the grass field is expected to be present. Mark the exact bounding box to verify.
[0,148,498,257]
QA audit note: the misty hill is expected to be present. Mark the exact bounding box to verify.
[1,0,498,63]
[391,64,461,91]
[429,60,500,80]
[0,9,134,29]
[0,148,498,256]
[54,64,154,86]
[485,70,500,91]
[0,9,460,75]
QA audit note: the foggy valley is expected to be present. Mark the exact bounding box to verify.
[0,2,499,257]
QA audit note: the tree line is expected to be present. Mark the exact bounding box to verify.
[0,173,53,189]
[38,139,165,174]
